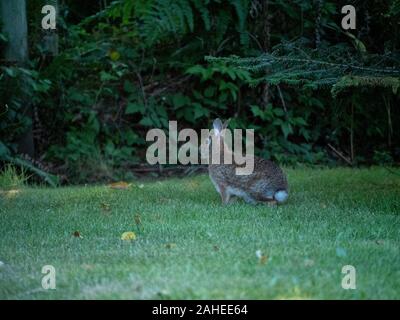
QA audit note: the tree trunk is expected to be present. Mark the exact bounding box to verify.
[0,0,34,158]
[1,0,28,62]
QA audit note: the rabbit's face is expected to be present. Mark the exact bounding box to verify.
[199,118,230,163]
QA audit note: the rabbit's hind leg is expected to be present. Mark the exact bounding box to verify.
[226,186,256,205]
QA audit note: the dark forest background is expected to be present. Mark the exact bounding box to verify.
[1,0,399,185]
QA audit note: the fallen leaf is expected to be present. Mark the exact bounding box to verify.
[256,250,268,265]
[81,264,94,270]
[187,181,200,189]
[165,243,176,249]
[138,184,144,189]
[100,202,111,211]
[109,181,131,190]
[73,231,82,238]
[121,231,136,241]
[260,256,268,264]
[304,259,315,267]
[2,189,21,199]
[134,214,142,226]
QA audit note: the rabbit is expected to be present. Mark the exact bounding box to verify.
[201,118,289,205]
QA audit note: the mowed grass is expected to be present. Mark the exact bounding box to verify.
[0,167,399,300]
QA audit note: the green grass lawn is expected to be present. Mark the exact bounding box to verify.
[0,167,399,299]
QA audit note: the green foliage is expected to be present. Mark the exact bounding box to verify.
[1,0,399,183]
[207,40,400,91]
[0,65,51,149]
[207,35,400,166]
[0,164,27,190]
[0,62,57,186]
[6,156,59,187]
[332,75,400,98]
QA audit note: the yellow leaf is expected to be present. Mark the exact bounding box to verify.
[109,181,131,190]
[121,231,136,241]
[100,202,111,211]
[187,181,200,189]
[109,50,120,61]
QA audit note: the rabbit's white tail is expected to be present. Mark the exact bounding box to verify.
[274,190,288,203]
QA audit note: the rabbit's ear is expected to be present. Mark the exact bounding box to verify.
[213,118,223,135]
[223,118,231,129]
